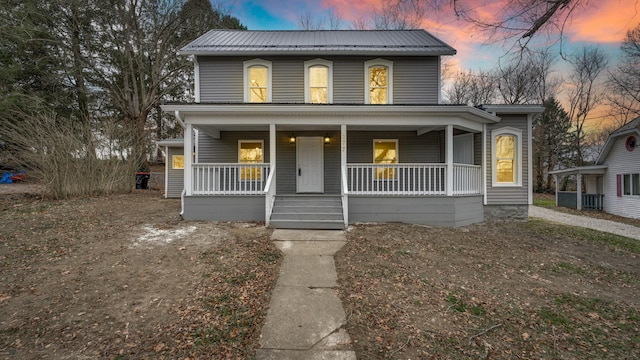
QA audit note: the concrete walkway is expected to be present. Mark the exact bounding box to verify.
[256,229,356,360]
[529,205,640,241]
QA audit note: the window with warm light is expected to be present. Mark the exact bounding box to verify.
[365,59,393,104]
[243,59,272,103]
[492,128,522,186]
[374,139,398,179]
[239,140,263,180]
[305,59,332,104]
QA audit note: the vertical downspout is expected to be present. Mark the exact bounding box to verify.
[164,146,169,198]
[446,125,453,196]
[482,123,487,205]
[527,114,533,205]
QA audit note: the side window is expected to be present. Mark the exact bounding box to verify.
[305,59,333,104]
[365,59,393,104]
[238,140,264,180]
[491,128,522,186]
[623,173,640,196]
[373,139,398,179]
[243,59,272,103]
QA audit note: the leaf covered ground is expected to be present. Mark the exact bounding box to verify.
[0,190,281,359]
[336,221,640,359]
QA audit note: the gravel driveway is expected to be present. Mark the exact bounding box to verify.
[529,205,640,240]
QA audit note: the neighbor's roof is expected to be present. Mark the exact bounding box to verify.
[596,115,640,164]
[180,29,456,56]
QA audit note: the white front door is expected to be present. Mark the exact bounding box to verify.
[297,136,324,193]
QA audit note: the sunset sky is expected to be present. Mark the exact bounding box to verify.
[218,0,639,71]
[216,0,639,128]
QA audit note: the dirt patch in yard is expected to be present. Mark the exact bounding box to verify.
[0,189,280,359]
[336,222,640,359]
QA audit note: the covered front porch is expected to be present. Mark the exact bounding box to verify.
[549,165,608,211]
[163,104,498,228]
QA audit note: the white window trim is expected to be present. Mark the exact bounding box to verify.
[243,59,272,103]
[365,59,393,104]
[623,173,640,196]
[304,59,333,104]
[491,127,522,187]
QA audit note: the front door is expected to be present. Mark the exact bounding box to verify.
[297,136,324,193]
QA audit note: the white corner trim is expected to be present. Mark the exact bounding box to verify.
[482,124,487,205]
[527,114,533,204]
[194,56,200,103]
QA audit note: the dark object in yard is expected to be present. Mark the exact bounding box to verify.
[1,169,27,183]
[135,172,150,189]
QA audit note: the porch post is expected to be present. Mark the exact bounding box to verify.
[341,124,347,174]
[184,123,193,196]
[269,123,276,189]
[446,124,454,196]
[341,124,348,227]
[576,172,582,210]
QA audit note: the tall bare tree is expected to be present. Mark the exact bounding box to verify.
[445,70,496,105]
[608,23,640,124]
[566,46,608,165]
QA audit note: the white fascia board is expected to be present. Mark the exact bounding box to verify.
[480,104,545,115]
[161,104,500,123]
[548,165,608,176]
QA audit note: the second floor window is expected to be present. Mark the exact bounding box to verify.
[244,59,272,103]
[305,59,333,104]
[365,59,393,104]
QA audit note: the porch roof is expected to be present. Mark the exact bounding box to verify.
[549,165,608,176]
[161,103,501,133]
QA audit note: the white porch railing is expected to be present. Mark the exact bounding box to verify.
[192,163,270,195]
[347,163,481,196]
[452,163,482,195]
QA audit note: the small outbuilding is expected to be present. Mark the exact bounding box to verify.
[157,139,184,198]
[550,116,640,219]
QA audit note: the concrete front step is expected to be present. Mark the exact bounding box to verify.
[269,219,345,230]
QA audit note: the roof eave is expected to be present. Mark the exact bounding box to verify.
[596,128,640,164]
[179,49,457,57]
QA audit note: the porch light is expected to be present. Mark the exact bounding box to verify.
[289,135,296,144]
[324,133,331,144]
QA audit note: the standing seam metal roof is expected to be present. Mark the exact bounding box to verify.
[180,30,456,56]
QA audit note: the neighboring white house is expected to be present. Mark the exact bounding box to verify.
[550,116,640,219]
[161,29,543,229]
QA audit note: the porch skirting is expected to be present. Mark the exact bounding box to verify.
[348,195,483,227]
[182,195,265,221]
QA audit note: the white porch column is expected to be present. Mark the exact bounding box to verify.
[446,124,454,196]
[269,123,276,188]
[341,125,347,174]
[554,174,558,206]
[576,172,582,210]
[184,123,193,196]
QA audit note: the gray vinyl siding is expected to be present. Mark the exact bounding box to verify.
[166,147,184,198]
[183,196,264,221]
[197,131,270,163]
[347,131,443,163]
[199,56,244,102]
[196,55,441,104]
[394,57,439,103]
[474,133,482,166]
[349,195,483,227]
[485,114,529,205]
[273,58,304,103]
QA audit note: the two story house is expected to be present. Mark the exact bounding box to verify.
[161,29,543,229]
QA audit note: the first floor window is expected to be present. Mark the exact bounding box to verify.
[239,140,263,180]
[492,127,522,187]
[623,173,640,195]
[374,139,398,179]
[172,155,184,169]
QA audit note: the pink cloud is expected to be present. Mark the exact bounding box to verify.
[568,0,640,43]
